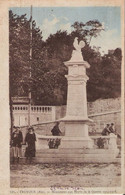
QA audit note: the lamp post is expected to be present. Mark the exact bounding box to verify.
[28,6,32,126]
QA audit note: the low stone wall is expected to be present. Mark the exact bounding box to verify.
[88,97,121,115]
[55,97,121,119]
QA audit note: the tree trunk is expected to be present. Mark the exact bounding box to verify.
[9,94,14,136]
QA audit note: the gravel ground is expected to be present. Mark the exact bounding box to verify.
[10,162,121,188]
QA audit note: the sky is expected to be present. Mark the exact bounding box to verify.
[10,7,121,54]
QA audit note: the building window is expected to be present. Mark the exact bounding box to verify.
[37,117,39,122]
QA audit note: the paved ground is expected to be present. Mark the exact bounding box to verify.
[10,162,121,188]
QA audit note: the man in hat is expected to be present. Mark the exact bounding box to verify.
[101,124,110,136]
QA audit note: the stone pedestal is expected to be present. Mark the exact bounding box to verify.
[60,60,93,149]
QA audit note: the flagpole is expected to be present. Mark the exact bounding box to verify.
[28,5,32,127]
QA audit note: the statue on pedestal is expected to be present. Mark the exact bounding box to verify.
[70,37,85,62]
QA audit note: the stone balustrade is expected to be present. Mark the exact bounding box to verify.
[90,133,118,149]
[31,106,52,113]
[13,105,28,111]
[13,105,53,113]
[35,133,118,150]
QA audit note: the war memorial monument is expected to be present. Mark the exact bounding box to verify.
[36,37,119,163]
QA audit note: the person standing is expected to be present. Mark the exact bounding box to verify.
[25,127,36,163]
[51,122,62,136]
[11,126,23,163]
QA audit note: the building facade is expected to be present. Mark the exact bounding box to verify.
[12,105,56,126]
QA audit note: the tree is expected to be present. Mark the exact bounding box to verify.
[32,31,70,105]
[81,45,103,101]
[113,48,122,61]
[9,10,121,106]
[9,10,45,100]
[9,10,31,97]
[100,50,121,98]
[71,20,104,45]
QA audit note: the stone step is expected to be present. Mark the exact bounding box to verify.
[35,148,120,163]
[36,152,118,159]
[10,147,120,164]
[36,148,119,154]
[34,157,121,163]
[10,157,121,164]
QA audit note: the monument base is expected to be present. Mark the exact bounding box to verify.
[11,136,120,164]
[33,148,119,163]
[60,136,93,149]
[59,117,93,149]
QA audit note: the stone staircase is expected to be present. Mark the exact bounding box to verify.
[14,148,119,164]
[35,148,120,163]
[10,147,121,164]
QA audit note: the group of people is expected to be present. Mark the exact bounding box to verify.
[101,123,115,136]
[11,122,62,164]
[11,126,36,164]
[101,123,121,138]
[11,122,120,163]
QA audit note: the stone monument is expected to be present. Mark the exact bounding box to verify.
[34,37,119,163]
[60,37,93,149]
